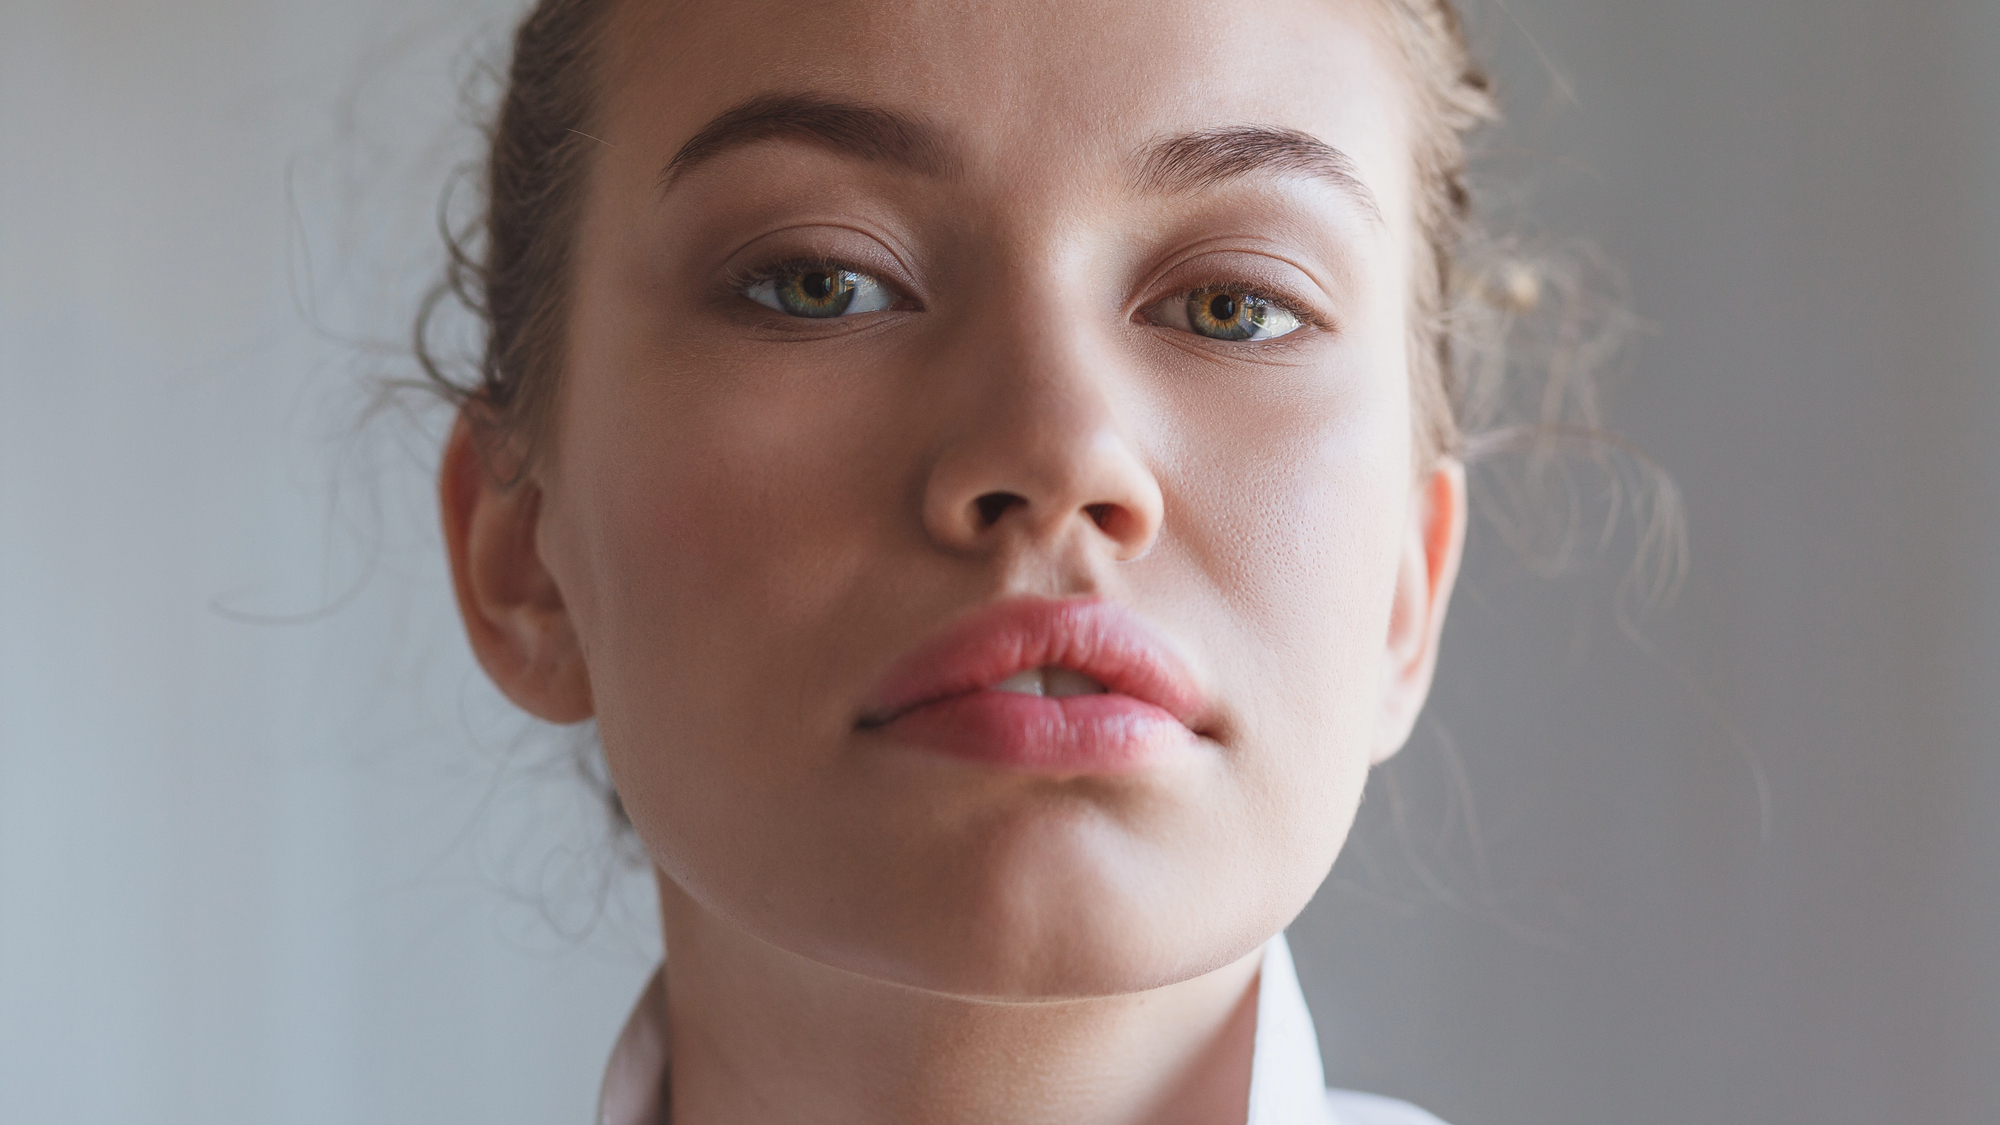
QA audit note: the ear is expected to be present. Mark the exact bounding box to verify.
[439,414,594,724]
[1373,459,1468,765]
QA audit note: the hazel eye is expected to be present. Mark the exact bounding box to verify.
[743,265,898,319]
[1150,286,1304,341]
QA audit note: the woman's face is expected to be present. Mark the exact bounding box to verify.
[453,0,1464,998]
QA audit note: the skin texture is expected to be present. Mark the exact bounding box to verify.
[439,1,1467,1122]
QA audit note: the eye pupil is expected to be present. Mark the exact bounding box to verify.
[746,264,899,318]
[1184,287,1277,341]
[770,267,862,317]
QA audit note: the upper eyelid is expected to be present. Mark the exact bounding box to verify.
[722,250,1331,329]
[1135,250,1334,319]
[732,255,881,286]
[717,221,925,295]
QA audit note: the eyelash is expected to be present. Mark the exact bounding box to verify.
[726,258,1325,338]
[729,255,855,289]
[728,256,912,304]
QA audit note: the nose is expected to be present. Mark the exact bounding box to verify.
[920,318,1164,563]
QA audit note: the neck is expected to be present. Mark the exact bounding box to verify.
[654,874,1263,1125]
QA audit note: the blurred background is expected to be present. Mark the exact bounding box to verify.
[2,1,1994,1122]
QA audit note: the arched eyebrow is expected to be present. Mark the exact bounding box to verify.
[658,100,1379,224]
[659,94,962,191]
[1136,126,1383,223]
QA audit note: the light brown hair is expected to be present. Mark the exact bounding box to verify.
[419,0,1569,477]
[414,0,1682,836]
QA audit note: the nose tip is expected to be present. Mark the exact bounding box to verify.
[918,282,1165,564]
[925,429,1164,562]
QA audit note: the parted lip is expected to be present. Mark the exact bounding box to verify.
[856,597,1211,730]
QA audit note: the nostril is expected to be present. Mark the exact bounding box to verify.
[1084,503,1116,532]
[974,491,1026,528]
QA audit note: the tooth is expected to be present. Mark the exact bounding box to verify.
[994,669,1045,696]
[1043,668,1108,698]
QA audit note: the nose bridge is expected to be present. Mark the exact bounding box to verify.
[921,269,1164,560]
[975,294,1118,487]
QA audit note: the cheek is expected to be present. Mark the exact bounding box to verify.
[1156,343,1413,852]
[542,339,911,856]
[540,181,1420,986]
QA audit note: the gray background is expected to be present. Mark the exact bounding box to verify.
[1299,2,2000,1123]
[3,1,1994,1123]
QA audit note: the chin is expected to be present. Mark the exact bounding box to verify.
[783,797,1294,1001]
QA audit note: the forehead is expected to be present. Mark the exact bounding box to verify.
[597,0,1416,225]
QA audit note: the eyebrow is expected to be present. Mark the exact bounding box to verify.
[1136,126,1383,222]
[658,99,1379,223]
[659,94,961,191]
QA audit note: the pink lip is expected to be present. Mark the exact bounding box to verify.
[857,598,1210,773]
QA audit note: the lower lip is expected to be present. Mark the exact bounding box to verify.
[872,689,1196,773]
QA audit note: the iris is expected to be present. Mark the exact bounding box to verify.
[744,265,898,319]
[1185,287,1290,341]
[779,269,856,317]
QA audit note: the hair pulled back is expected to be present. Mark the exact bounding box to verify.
[416,0,1681,840]
[419,0,613,470]
[417,0,1568,477]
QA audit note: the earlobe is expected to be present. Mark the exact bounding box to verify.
[1372,460,1468,765]
[439,415,595,725]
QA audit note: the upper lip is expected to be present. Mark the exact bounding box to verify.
[857,597,1211,730]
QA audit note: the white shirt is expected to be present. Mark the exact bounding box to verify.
[598,933,1447,1125]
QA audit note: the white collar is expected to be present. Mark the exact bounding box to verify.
[1247,933,1339,1124]
[598,933,1338,1125]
